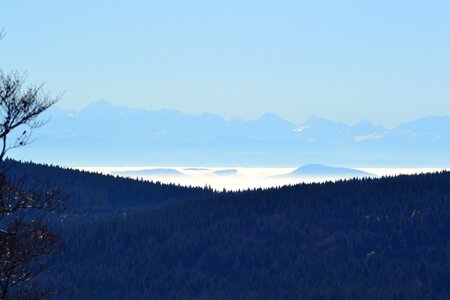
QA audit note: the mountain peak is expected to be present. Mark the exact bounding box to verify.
[88,99,112,107]
[82,99,115,111]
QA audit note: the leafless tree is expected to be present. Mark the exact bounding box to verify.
[0,71,59,163]
[0,32,66,299]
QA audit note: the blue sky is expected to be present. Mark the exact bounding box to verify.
[1,0,449,126]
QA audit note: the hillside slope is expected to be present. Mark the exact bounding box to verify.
[49,171,450,299]
[4,160,212,216]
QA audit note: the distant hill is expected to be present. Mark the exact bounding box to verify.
[286,164,374,177]
[213,169,238,176]
[114,168,184,177]
[184,167,210,171]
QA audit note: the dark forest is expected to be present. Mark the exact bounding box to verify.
[7,161,449,299]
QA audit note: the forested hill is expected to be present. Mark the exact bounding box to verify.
[3,160,213,214]
[48,170,450,299]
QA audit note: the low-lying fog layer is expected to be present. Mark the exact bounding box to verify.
[76,166,447,191]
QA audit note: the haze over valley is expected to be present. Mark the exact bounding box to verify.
[79,164,444,190]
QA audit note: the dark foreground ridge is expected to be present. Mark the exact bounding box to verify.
[8,161,450,299]
[4,160,213,215]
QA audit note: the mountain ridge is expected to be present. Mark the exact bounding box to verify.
[10,100,450,167]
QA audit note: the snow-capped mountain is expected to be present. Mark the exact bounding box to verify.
[10,100,450,167]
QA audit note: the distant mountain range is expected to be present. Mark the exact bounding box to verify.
[10,100,450,167]
[284,164,374,178]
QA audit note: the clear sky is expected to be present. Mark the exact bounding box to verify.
[1,0,449,126]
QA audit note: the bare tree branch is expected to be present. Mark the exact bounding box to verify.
[0,72,61,163]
